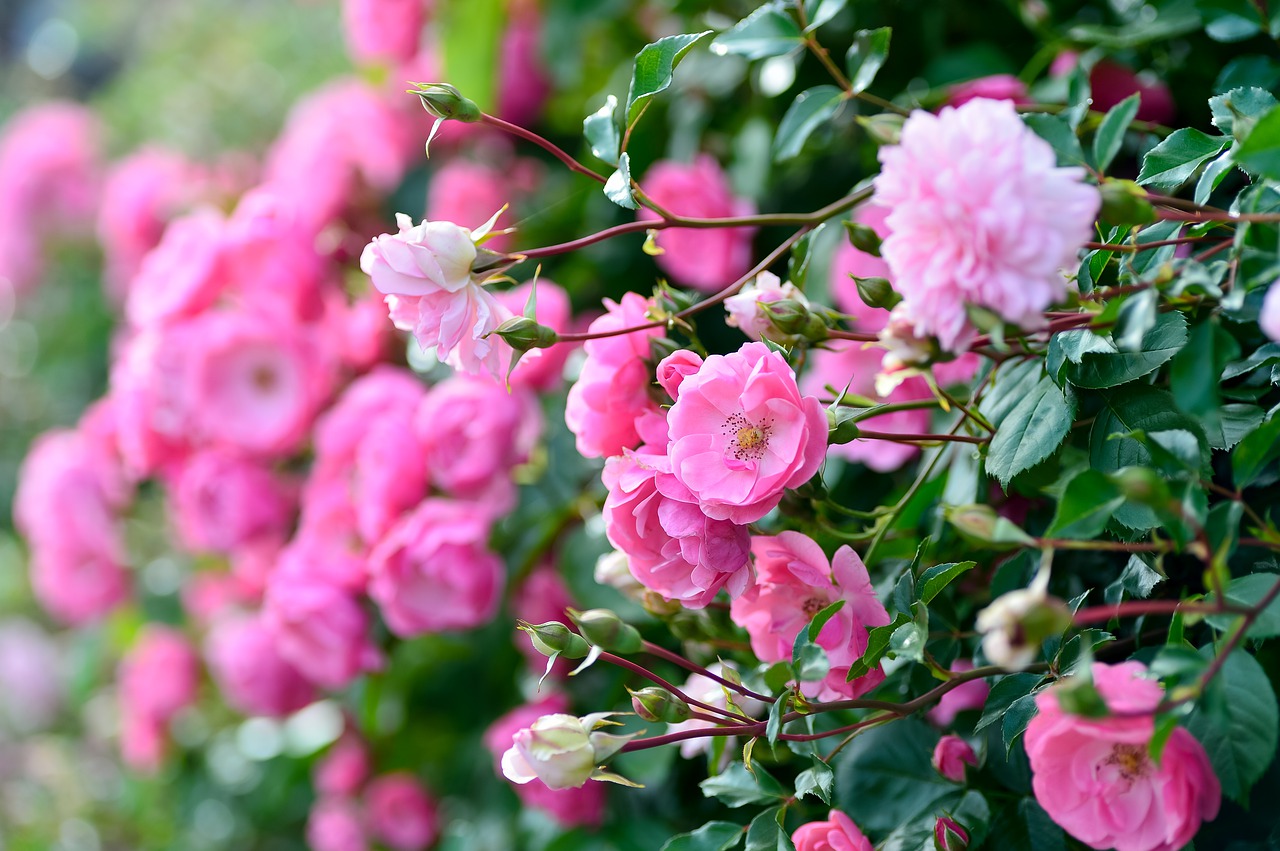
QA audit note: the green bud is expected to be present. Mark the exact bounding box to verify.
[517,621,590,659]
[1099,180,1157,226]
[494,316,558,352]
[857,113,905,146]
[852,275,902,311]
[567,608,644,654]
[761,299,830,342]
[946,504,1036,549]
[411,83,482,123]
[827,407,861,445]
[1110,466,1169,506]
[842,221,883,257]
[628,687,692,723]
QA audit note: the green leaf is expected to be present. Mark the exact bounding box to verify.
[1185,648,1279,802]
[604,152,638,210]
[916,561,977,605]
[985,363,1076,486]
[1207,572,1280,638]
[773,85,845,161]
[766,688,789,744]
[1137,128,1231,192]
[887,602,928,665]
[803,0,848,31]
[975,673,1043,734]
[1195,151,1235,205]
[1217,404,1268,451]
[583,95,620,165]
[794,757,834,804]
[986,799,1067,851]
[787,223,826,291]
[844,27,891,94]
[627,31,713,124]
[835,719,954,833]
[1001,693,1039,754]
[1231,411,1280,488]
[1235,104,1280,179]
[1047,469,1126,539]
[1093,93,1141,173]
[661,822,745,851]
[793,641,830,682]
[437,0,503,111]
[1063,312,1189,389]
[1023,113,1086,167]
[1209,86,1279,140]
[846,612,910,681]
[711,6,802,60]
[1104,554,1165,605]
[700,762,787,808]
[808,600,845,641]
[744,807,796,851]
[1170,319,1237,417]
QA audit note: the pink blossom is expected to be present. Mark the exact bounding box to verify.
[219,188,328,321]
[496,8,552,128]
[667,342,827,524]
[307,797,369,851]
[204,613,316,717]
[280,493,370,594]
[182,571,259,627]
[368,500,504,636]
[927,659,990,727]
[263,571,383,689]
[946,74,1030,107]
[656,349,704,402]
[328,292,395,371]
[483,694,606,828]
[316,733,372,797]
[935,816,970,851]
[363,773,440,851]
[792,809,874,851]
[169,450,296,554]
[602,451,752,608]
[932,735,978,782]
[637,156,756,292]
[427,159,515,253]
[875,98,1100,351]
[724,271,806,340]
[1261,281,1280,342]
[730,533,891,701]
[1025,661,1220,851]
[342,0,424,65]
[498,279,575,392]
[118,627,199,771]
[124,207,227,329]
[1052,54,1175,124]
[564,293,665,458]
[417,375,540,508]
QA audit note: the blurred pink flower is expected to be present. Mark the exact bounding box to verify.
[512,564,577,675]
[205,612,316,717]
[342,0,425,66]
[666,663,765,759]
[927,659,990,727]
[1026,661,1220,851]
[946,74,1030,107]
[1051,53,1175,124]
[124,206,227,329]
[307,797,369,851]
[496,8,551,128]
[263,572,383,689]
[638,156,756,292]
[1261,281,1280,342]
[792,809,874,851]
[316,733,372,798]
[427,159,514,253]
[363,773,440,851]
[118,627,199,772]
[668,342,827,524]
[828,203,892,316]
[169,450,296,555]
[875,98,1100,351]
[932,734,978,782]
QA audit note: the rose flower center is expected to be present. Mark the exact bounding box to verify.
[1106,743,1150,780]
[723,412,772,461]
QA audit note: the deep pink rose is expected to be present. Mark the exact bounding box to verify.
[638,156,755,292]
[730,533,891,701]
[169,450,296,555]
[1051,53,1175,124]
[364,773,440,851]
[496,8,552,128]
[342,0,424,65]
[263,571,383,689]
[118,627,199,771]
[565,293,665,458]
[307,797,369,851]
[498,279,576,392]
[483,693,607,828]
[668,342,827,524]
[368,500,504,637]
[204,613,316,717]
[602,451,752,608]
[315,733,372,798]
[927,659,990,727]
[946,74,1030,107]
[656,349,704,403]
[792,809,874,851]
[932,734,978,782]
[1025,661,1221,851]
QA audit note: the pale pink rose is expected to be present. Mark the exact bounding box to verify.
[666,663,766,759]
[927,659,990,727]
[204,613,316,717]
[668,342,827,524]
[512,564,577,675]
[307,797,369,851]
[118,627,199,771]
[0,619,63,732]
[828,204,892,316]
[1025,661,1221,851]
[932,735,978,782]
[602,450,752,608]
[655,349,704,403]
[730,533,891,701]
[1051,53,1175,124]
[263,572,383,689]
[342,0,424,65]
[315,733,372,797]
[483,694,606,828]
[498,279,575,392]
[328,291,395,371]
[792,809,874,851]
[169,450,296,554]
[416,376,539,509]
[364,773,440,851]
[124,206,228,329]
[427,159,514,253]
[724,271,806,340]
[367,500,504,637]
[875,99,1100,351]
[496,8,551,128]
[637,156,756,292]
[564,292,665,458]
[1261,281,1280,342]
[946,74,1030,107]
[219,188,328,322]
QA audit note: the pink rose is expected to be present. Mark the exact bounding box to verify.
[342,0,424,66]
[724,271,807,341]
[1261,281,1280,342]
[932,734,978,782]
[792,809,874,851]
[564,292,665,458]
[263,571,383,689]
[1052,53,1175,124]
[935,816,970,851]
[1025,661,1221,851]
[169,450,296,554]
[204,613,316,717]
[368,500,504,636]
[946,74,1030,107]
[118,627,199,771]
[483,694,607,828]
[668,342,827,524]
[498,279,575,392]
[417,376,540,508]
[123,206,227,329]
[927,660,990,727]
[315,733,372,798]
[496,8,552,128]
[363,773,440,851]
[655,349,704,402]
[730,533,891,701]
[638,156,756,292]
[602,450,752,608]
[280,494,370,594]
[307,797,369,851]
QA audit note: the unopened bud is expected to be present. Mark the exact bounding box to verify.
[1099,180,1156,226]
[567,608,644,654]
[517,621,590,659]
[827,407,861,445]
[946,504,1036,549]
[853,275,902,310]
[975,583,1072,671]
[628,687,692,723]
[762,299,830,342]
[411,83,482,122]
[843,222,883,257]
[495,316,558,352]
[857,113,905,146]
[934,816,969,851]
[1111,466,1169,506]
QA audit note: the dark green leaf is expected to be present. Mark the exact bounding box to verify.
[700,762,787,808]
[916,561,977,605]
[975,673,1044,734]
[1104,554,1165,605]
[1207,572,1280,638]
[1185,648,1279,802]
[1232,412,1280,488]
[1222,342,1280,380]
[794,757,834,804]
[744,807,796,851]
[1195,151,1235,205]
[787,223,826,291]
[1089,385,1209,475]
[1209,86,1279,139]
[836,719,955,832]
[1024,113,1086,167]
[985,364,1076,486]
[1063,312,1188,389]
[583,95,620,165]
[844,28,891,94]
[1235,104,1280,179]
[661,822,745,851]
[803,0,848,31]
[1001,693,1039,754]
[766,688,789,744]
[1047,469,1126,539]
[627,31,713,124]
[1137,128,1231,192]
[1113,289,1159,352]
[604,152,638,210]
[846,612,911,681]
[773,85,845,161]
[1093,93,1141,173]
[710,6,801,60]
[986,799,1067,851]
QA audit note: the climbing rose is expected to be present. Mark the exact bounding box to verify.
[502,713,631,790]
[668,341,827,524]
[307,797,369,851]
[1024,661,1220,851]
[204,613,316,718]
[263,572,383,689]
[927,660,990,727]
[932,735,978,782]
[118,627,199,772]
[792,809,874,851]
[946,73,1030,107]
[314,734,371,798]
[364,773,440,851]
[875,98,1100,350]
